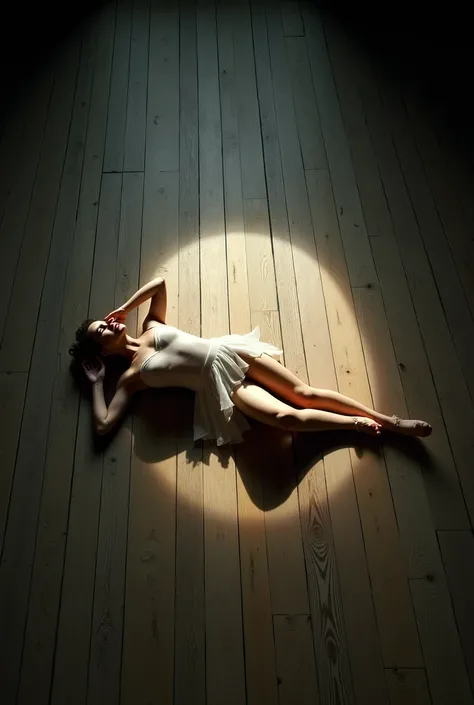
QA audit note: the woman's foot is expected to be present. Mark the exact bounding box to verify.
[388,415,432,437]
[353,416,382,436]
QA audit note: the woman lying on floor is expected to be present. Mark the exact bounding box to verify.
[69,277,432,445]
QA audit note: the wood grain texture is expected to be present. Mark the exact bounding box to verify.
[274,615,320,705]
[385,668,432,705]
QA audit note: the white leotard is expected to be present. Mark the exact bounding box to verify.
[140,325,219,391]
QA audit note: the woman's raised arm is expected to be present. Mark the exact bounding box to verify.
[105,277,166,324]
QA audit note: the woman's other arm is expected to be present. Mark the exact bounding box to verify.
[105,277,167,325]
[83,360,136,435]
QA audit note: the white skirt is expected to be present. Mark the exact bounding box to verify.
[193,326,283,446]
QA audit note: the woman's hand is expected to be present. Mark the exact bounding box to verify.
[104,306,127,324]
[82,358,105,384]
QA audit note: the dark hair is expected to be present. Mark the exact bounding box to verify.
[69,318,101,385]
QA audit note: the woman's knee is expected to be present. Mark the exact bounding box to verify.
[274,409,302,430]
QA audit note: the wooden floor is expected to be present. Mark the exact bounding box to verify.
[1,1,474,703]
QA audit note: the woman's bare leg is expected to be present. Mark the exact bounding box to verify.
[242,354,432,437]
[232,381,382,436]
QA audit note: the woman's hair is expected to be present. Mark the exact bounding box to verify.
[69,318,100,386]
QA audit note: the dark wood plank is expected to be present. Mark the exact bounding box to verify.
[0,38,81,373]
[385,669,432,705]
[103,0,133,172]
[123,0,149,171]
[438,530,474,693]
[0,373,27,551]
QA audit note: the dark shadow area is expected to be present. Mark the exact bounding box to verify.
[315,0,474,162]
[96,385,441,511]
[0,1,106,131]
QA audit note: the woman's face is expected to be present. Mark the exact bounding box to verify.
[87,320,126,354]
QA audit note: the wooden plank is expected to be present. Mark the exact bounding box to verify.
[244,199,278,312]
[123,0,149,172]
[299,3,376,289]
[438,530,474,692]
[403,93,474,318]
[45,9,117,703]
[273,615,320,705]
[120,6,179,702]
[286,35,326,169]
[281,1,304,37]
[351,45,474,528]
[254,5,385,702]
[0,65,53,342]
[198,2,245,703]
[411,576,473,704]
[0,38,81,373]
[217,1,251,334]
[103,0,133,172]
[50,174,121,705]
[237,311,281,705]
[87,173,142,705]
[14,35,101,705]
[0,23,97,705]
[251,0,306,380]
[217,7,278,703]
[232,0,266,199]
[0,373,27,551]
[380,87,474,404]
[121,179,179,705]
[323,12,470,530]
[385,669,431,705]
[174,13,203,700]
[297,439,354,704]
[301,5,422,670]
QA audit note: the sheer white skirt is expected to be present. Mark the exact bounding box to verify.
[193,326,283,446]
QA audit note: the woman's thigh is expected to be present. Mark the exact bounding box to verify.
[232,379,298,427]
[240,353,308,406]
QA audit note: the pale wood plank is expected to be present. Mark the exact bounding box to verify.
[274,615,320,705]
[244,199,278,312]
[0,372,27,550]
[198,2,245,703]
[281,0,304,37]
[217,7,279,702]
[0,66,53,342]
[297,439,354,704]
[103,0,133,172]
[120,6,180,702]
[0,23,98,705]
[0,38,81,373]
[46,11,117,703]
[217,1,251,334]
[232,0,266,199]
[301,5,422,670]
[438,530,474,692]
[123,0,149,172]
[87,173,142,705]
[380,87,474,404]
[237,311,281,705]
[258,6,385,701]
[323,12,470,530]
[385,669,432,705]
[251,0,307,380]
[411,576,474,705]
[286,35,326,169]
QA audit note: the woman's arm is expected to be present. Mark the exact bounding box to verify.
[106,277,166,321]
[83,359,135,435]
[92,375,134,435]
